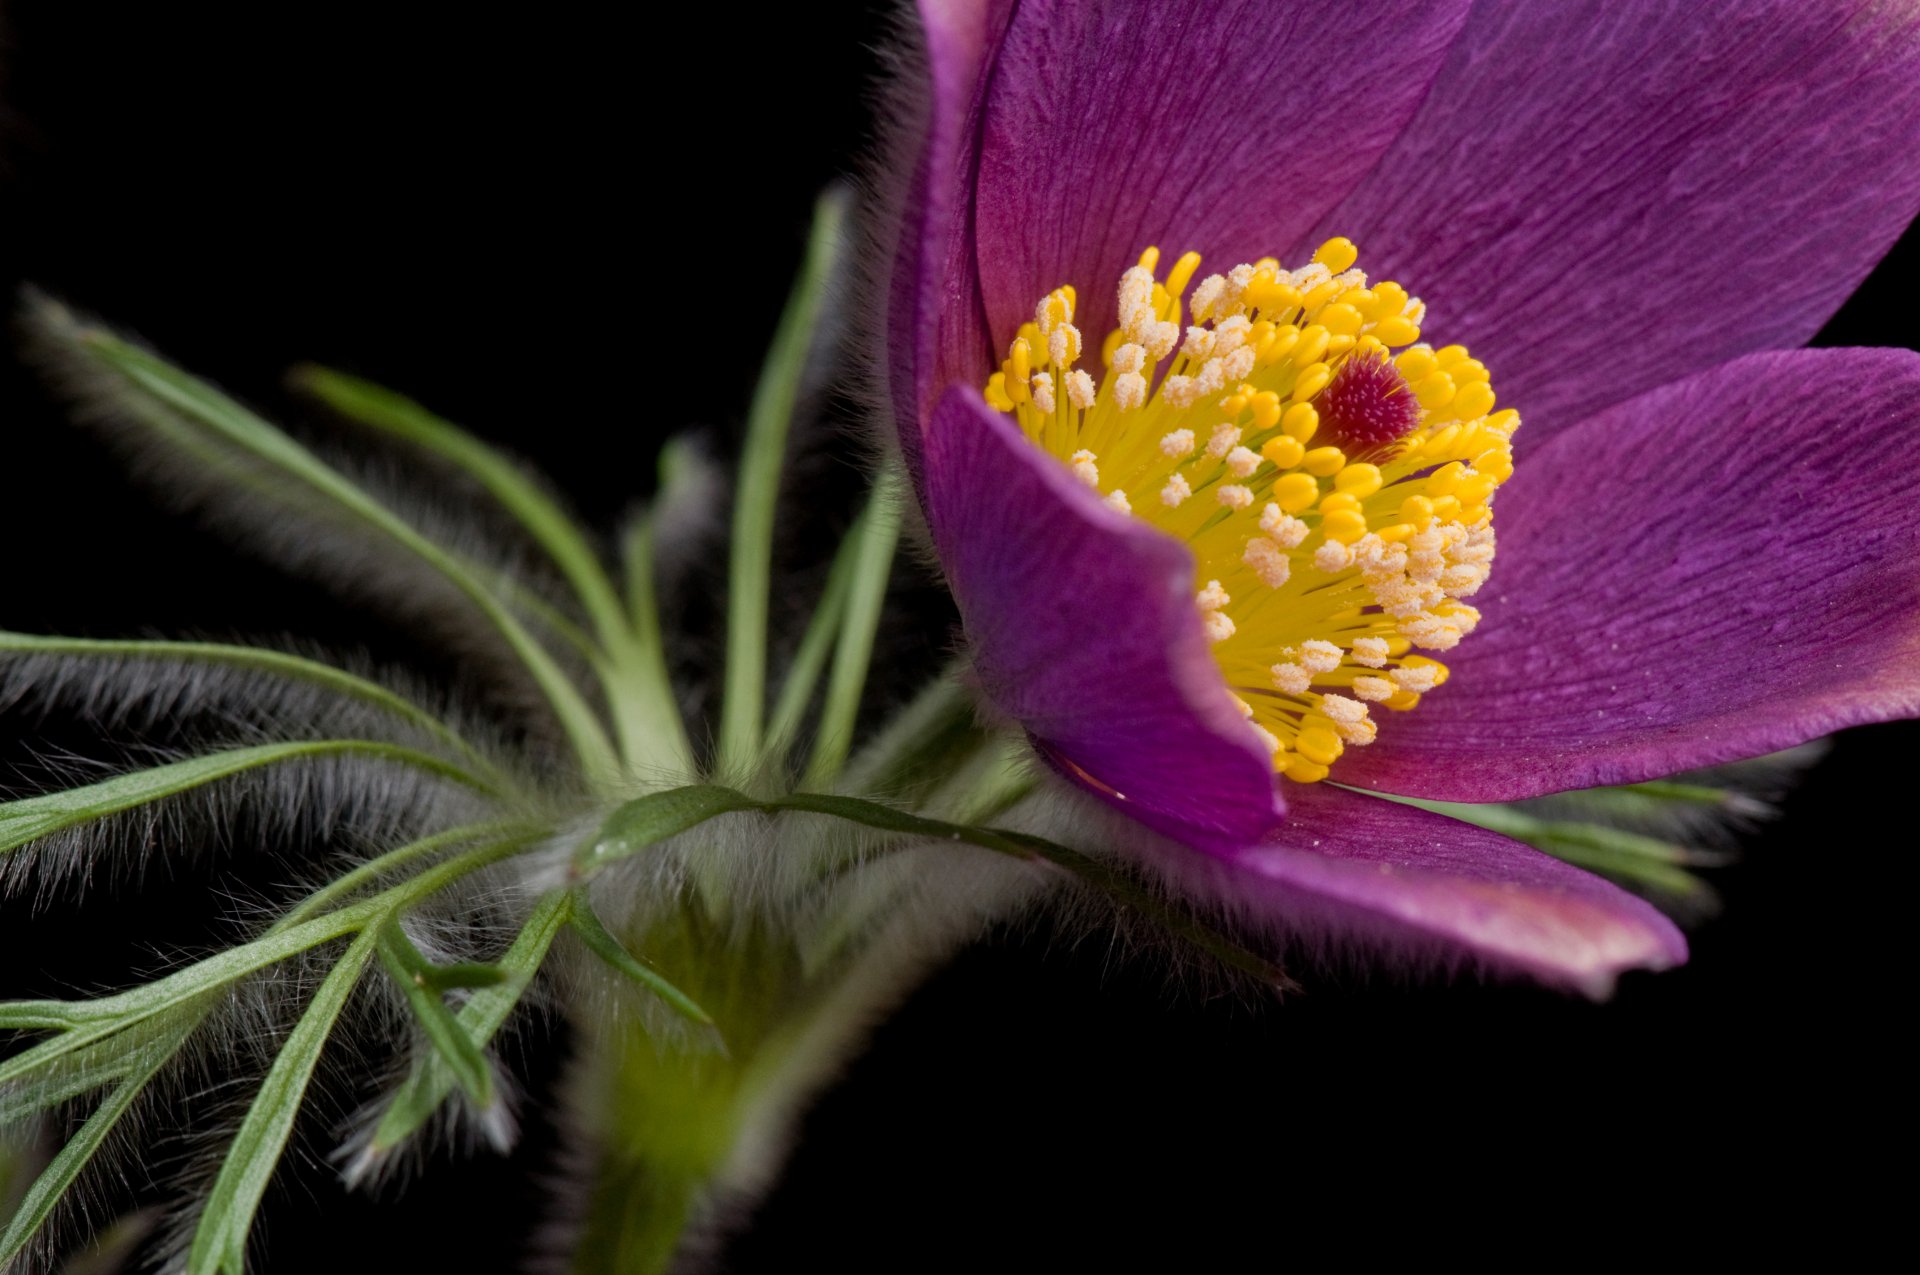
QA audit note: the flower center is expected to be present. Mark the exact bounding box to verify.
[981,239,1518,784]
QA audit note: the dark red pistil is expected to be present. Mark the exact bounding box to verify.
[1317,352,1419,452]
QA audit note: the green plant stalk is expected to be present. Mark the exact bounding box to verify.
[616,440,701,777]
[716,190,847,776]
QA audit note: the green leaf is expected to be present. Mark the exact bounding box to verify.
[0,631,498,781]
[29,300,617,779]
[567,891,713,1026]
[0,1016,193,1267]
[763,500,862,762]
[275,820,544,929]
[376,927,493,1108]
[1,832,544,1088]
[188,933,376,1274]
[571,784,762,876]
[802,466,903,789]
[717,189,848,775]
[365,889,571,1157]
[0,739,496,860]
[414,963,509,992]
[289,368,686,778]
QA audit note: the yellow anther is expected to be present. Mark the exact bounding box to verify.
[1017,321,1040,347]
[1295,726,1345,765]
[984,373,1014,411]
[1426,461,1467,497]
[1318,492,1362,516]
[1313,237,1359,273]
[1261,324,1300,365]
[1138,246,1162,272]
[1473,447,1514,481]
[1450,358,1490,385]
[1430,494,1462,521]
[1455,473,1498,508]
[1221,391,1250,416]
[1319,302,1364,337]
[1281,402,1319,442]
[1346,288,1382,320]
[1412,372,1456,410]
[1405,655,1449,686]
[1006,371,1030,404]
[1261,435,1306,469]
[1373,316,1421,346]
[1273,472,1320,513]
[1293,325,1331,367]
[1435,344,1469,366]
[1322,509,1368,544]
[1372,281,1409,313]
[1375,522,1416,544]
[1333,463,1383,498]
[1452,381,1496,419]
[1301,280,1343,316]
[1325,334,1357,359]
[1010,338,1032,383]
[1486,409,1521,437]
[1420,423,1461,458]
[1302,446,1347,477]
[1101,328,1123,366]
[1167,251,1203,299]
[1396,347,1439,381]
[1383,690,1421,712]
[1250,392,1283,431]
[1398,494,1435,526]
[1282,756,1330,782]
[1292,362,1333,401]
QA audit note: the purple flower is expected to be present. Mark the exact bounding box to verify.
[886,0,1920,995]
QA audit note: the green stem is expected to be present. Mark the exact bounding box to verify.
[716,191,847,776]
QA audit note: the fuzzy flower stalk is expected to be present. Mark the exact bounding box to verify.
[2,1,1918,1271]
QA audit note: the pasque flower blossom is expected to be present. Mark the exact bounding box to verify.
[887,0,1920,993]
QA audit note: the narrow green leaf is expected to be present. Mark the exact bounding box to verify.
[415,963,508,992]
[0,833,543,1088]
[0,739,496,860]
[189,932,376,1275]
[0,631,497,781]
[571,784,761,876]
[764,493,862,763]
[32,301,617,778]
[275,820,543,930]
[290,367,629,647]
[567,891,713,1026]
[803,465,902,788]
[0,1016,192,1267]
[717,189,848,775]
[366,889,571,1156]
[377,927,494,1108]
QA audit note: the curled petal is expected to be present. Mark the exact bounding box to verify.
[1341,348,1920,802]
[923,387,1284,852]
[1136,785,1686,998]
[1312,0,1920,446]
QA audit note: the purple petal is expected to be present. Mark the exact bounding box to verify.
[1310,0,1920,447]
[889,0,1018,477]
[1340,348,1920,801]
[1132,784,1685,998]
[971,0,1470,351]
[923,386,1284,852]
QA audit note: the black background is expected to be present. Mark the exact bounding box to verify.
[0,2,1909,1269]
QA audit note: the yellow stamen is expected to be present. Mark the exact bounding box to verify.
[980,239,1519,783]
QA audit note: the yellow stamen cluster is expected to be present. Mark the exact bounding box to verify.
[983,240,1518,784]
